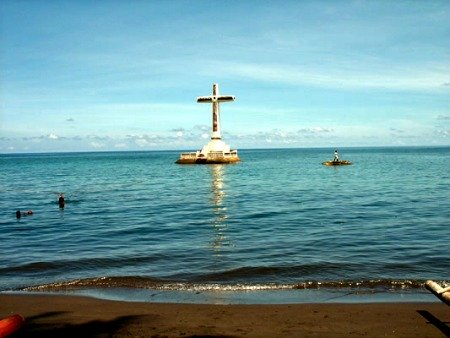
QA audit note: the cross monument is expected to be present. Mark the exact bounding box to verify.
[176,83,239,163]
[197,83,235,140]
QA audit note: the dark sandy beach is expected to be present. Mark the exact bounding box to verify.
[1,294,448,337]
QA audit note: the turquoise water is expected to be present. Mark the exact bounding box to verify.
[0,147,448,302]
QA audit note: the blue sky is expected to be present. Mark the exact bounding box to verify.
[1,0,449,153]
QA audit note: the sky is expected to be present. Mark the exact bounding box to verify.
[1,0,449,153]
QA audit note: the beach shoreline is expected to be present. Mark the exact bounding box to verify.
[1,293,448,337]
[4,285,438,305]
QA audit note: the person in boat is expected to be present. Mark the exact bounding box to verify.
[58,194,65,208]
[333,150,339,162]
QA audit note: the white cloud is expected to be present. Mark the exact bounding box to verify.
[2,118,448,154]
[135,139,150,147]
[206,61,450,92]
[298,127,334,134]
[90,141,104,148]
[435,129,449,137]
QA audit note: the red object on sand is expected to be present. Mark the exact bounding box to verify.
[0,314,24,337]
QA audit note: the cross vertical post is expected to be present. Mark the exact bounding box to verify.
[197,83,235,140]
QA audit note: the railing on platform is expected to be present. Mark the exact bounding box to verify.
[179,152,198,160]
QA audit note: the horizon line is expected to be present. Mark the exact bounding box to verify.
[1,144,449,156]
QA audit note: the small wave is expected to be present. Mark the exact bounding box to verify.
[199,266,283,281]
[243,211,285,219]
[0,255,162,274]
[361,201,392,207]
[1,261,62,274]
[292,279,426,290]
[21,276,442,292]
[23,276,165,291]
[195,263,371,281]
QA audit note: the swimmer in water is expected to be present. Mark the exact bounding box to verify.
[16,210,33,219]
[58,194,65,208]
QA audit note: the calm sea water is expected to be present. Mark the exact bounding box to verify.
[1,147,449,303]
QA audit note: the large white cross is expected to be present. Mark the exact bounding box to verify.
[197,83,235,140]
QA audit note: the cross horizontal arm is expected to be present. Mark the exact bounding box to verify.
[197,95,235,103]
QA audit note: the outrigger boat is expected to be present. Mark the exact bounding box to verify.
[322,160,352,166]
[323,150,352,166]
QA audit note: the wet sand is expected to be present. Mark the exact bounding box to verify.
[1,293,449,337]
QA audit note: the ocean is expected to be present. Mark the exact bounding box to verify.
[1,147,449,304]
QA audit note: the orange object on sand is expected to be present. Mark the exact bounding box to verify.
[0,314,24,337]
